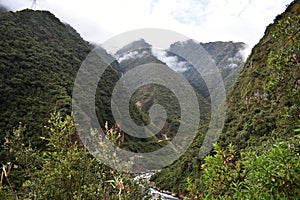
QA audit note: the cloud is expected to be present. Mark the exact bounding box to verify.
[117,50,149,63]
[238,44,252,61]
[151,48,188,73]
[1,0,294,58]
[228,51,244,68]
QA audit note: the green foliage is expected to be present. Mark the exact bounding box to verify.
[202,144,245,197]
[242,138,300,199]
[152,1,300,197]
[202,134,300,199]
[220,0,300,150]
[150,125,208,196]
[34,112,106,199]
[0,9,91,139]
[264,15,300,101]
[0,9,152,163]
[0,112,145,199]
[0,9,125,154]
[185,176,202,199]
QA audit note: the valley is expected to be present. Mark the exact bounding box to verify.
[0,1,299,199]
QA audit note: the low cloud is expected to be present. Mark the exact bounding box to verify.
[227,50,244,68]
[151,48,189,73]
[117,50,149,63]
[1,0,293,54]
[238,44,253,61]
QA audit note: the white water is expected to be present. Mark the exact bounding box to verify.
[149,188,180,200]
[135,172,180,200]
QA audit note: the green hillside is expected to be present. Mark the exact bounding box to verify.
[0,1,299,199]
[0,9,147,199]
[220,0,300,150]
[151,1,300,197]
[0,9,126,156]
[116,41,211,152]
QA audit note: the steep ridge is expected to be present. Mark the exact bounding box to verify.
[151,0,300,196]
[115,39,163,72]
[115,39,245,195]
[169,40,245,99]
[0,9,128,155]
[115,38,245,175]
[219,0,300,150]
[115,39,211,152]
[0,10,151,198]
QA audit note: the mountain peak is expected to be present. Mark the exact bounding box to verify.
[169,39,199,50]
[115,38,152,56]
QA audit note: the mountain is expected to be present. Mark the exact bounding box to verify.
[115,39,162,72]
[116,39,244,103]
[0,9,148,197]
[168,40,245,99]
[0,9,125,154]
[114,38,245,153]
[0,8,184,160]
[151,0,300,196]
[219,0,300,150]
[115,39,211,153]
[117,39,245,101]
[115,38,151,56]
[0,2,298,199]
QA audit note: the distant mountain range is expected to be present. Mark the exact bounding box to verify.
[115,38,245,100]
[106,37,246,155]
[0,7,245,155]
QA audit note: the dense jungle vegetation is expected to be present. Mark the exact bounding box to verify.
[0,1,299,199]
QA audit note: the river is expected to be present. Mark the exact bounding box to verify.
[135,172,181,200]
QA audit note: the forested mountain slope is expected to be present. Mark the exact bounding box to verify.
[114,39,210,152]
[0,9,120,151]
[151,1,300,197]
[0,2,299,198]
[219,0,300,150]
[0,9,147,199]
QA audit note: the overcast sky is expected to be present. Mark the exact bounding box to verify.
[1,0,294,54]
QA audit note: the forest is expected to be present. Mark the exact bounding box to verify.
[0,0,299,199]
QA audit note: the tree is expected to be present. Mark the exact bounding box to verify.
[0,112,145,199]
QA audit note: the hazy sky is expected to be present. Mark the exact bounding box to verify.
[1,0,293,54]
